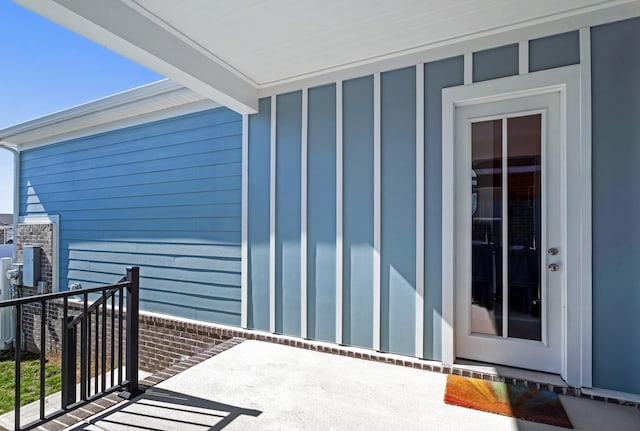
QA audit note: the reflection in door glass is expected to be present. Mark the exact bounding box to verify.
[507,115,542,341]
[470,120,503,336]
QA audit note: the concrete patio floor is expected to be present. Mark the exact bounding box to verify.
[66,340,640,431]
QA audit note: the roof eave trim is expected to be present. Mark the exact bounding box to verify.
[15,0,258,114]
[0,79,182,139]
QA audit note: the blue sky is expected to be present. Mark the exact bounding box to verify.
[0,0,163,213]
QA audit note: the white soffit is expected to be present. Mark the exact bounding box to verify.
[0,80,219,149]
[13,0,640,111]
[131,0,623,85]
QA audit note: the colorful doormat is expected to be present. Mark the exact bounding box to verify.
[444,375,573,428]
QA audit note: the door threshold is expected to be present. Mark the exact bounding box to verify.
[581,387,640,404]
[454,359,568,388]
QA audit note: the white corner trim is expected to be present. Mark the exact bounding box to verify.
[240,114,249,328]
[415,64,425,358]
[301,88,309,339]
[464,53,473,85]
[441,65,588,386]
[579,26,593,388]
[269,96,277,333]
[336,81,344,344]
[519,40,529,74]
[2,145,21,261]
[441,79,456,367]
[373,72,382,351]
[18,214,60,293]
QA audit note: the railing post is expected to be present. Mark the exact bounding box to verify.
[119,266,143,399]
[61,316,77,408]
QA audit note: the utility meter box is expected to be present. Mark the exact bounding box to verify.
[23,245,41,288]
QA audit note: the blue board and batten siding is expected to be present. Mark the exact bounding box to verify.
[246,33,587,359]
[20,107,243,325]
[380,67,416,355]
[17,18,640,396]
[246,64,466,354]
[307,84,337,342]
[591,17,640,395]
[424,56,465,359]
[275,92,303,336]
[247,98,271,331]
[342,76,374,348]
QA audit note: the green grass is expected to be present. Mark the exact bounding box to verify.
[0,352,62,415]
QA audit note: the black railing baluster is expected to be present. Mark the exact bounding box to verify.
[94,307,99,396]
[81,293,88,401]
[15,303,22,431]
[118,287,123,386]
[0,268,139,430]
[119,267,142,399]
[61,296,71,409]
[61,313,76,409]
[111,294,115,388]
[101,289,107,392]
[40,300,46,420]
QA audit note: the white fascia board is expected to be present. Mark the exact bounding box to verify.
[0,79,182,138]
[14,99,221,151]
[15,0,258,114]
[0,79,221,150]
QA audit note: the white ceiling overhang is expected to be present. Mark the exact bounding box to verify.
[13,0,640,114]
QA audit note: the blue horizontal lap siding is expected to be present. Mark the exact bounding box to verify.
[20,107,243,326]
[21,108,240,161]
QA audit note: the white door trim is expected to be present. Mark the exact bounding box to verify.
[441,65,590,387]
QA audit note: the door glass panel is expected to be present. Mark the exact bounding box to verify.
[507,115,542,340]
[470,120,503,336]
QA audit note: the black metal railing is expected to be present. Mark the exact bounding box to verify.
[0,266,142,431]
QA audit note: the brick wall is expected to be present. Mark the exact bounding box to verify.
[19,297,229,373]
[16,223,53,291]
[138,314,228,372]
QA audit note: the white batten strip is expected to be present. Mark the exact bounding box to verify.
[241,114,249,328]
[301,88,309,338]
[501,118,508,338]
[519,40,529,74]
[579,26,593,388]
[415,64,425,358]
[464,53,473,85]
[269,96,277,333]
[373,72,382,351]
[336,81,344,344]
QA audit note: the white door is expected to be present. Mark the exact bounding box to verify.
[454,92,563,373]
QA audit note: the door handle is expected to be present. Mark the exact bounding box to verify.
[548,263,560,272]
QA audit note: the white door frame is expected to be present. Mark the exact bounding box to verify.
[441,65,591,387]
